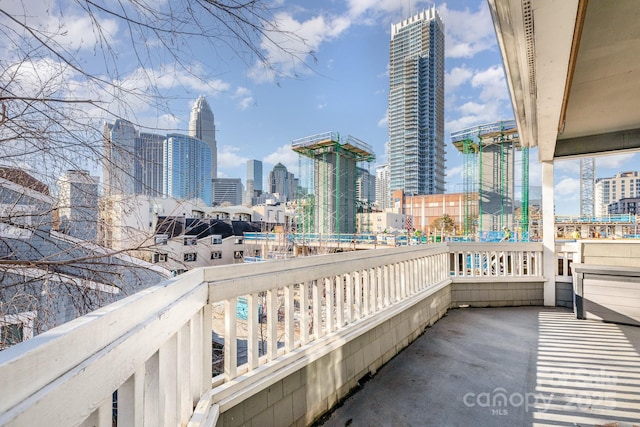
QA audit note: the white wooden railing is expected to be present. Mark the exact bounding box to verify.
[448,242,543,278]
[0,242,545,427]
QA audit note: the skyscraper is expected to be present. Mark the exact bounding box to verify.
[135,132,165,197]
[245,159,263,205]
[163,134,211,205]
[388,8,445,196]
[103,119,137,196]
[268,163,296,202]
[189,96,217,180]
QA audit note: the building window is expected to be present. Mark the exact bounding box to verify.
[154,234,168,245]
[0,311,36,350]
[234,250,244,259]
[184,237,197,246]
[211,251,222,260]
[234,238,243,245]
[184,253,197,262]
[152,253,167,263]
[211,235,222,245]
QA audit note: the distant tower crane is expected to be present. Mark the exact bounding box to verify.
[580,158,595,217]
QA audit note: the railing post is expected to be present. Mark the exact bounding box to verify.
[284,285,295,352]
[325,277,334,332]
[247,293,259,368]
[266,289,278,360]
[300,282,310,345]
[224,298,237,379]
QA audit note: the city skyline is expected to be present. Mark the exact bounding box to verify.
[8,1,638,215]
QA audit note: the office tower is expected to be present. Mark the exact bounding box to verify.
[103,119,137,196]
[135,132,165,197]
[57,170,100,241]
[595,171,640,216]
[212,178,244,206]
[356,167,376,203]
[388,8,445,196]
[163,134,212,205]
[376,164,390,210]
[189,96,217,180]
[245,160,263,205]
[268,163,296,202]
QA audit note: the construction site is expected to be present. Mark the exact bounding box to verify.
[451,119,532,241]
[292,131,375,237]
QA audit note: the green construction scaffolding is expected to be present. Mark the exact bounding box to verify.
[451,120,529,240]
[292,132,375,236]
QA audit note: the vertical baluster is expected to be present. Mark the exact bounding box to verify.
[284,284,295,352]
[118,366,144,426]
[143,351,159,427]
[159,334,177,425]
[313,280,322,339]
[326,277,335,332]
[346,272,354,323]
[362,270,369,316]
[266,289,278,360]
[224,298,237,379]
[177,323,191,424]
[377,266,384,309]
[336,275,345,327]
[300,282,310,344]
[189,309,202,406]
[247,293,259,368]
[202,302,212,390]
[381,265,388,307]
[354,271,361,320]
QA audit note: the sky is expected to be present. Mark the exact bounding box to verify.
[4,0,639,215]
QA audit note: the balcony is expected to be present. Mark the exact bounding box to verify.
[3,240,637,426]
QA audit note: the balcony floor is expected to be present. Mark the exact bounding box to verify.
[320,306,640,427]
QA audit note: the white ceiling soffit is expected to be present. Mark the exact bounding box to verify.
[490,0,640,163]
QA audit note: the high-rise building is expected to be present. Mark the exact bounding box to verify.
[212,178,244,206]
[189,96,217,180]
[356,167,376,203]
[245,160,263,205]
[376,164,390,210]
[388,8,445,196]
[164,134,211,205]
[57,170,100,241]
[103,119,137,196]
[595,171,640,216]
[268,163,296,202]
[135,132,165,197]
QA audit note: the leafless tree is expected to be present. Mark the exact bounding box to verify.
[0,0,312,348]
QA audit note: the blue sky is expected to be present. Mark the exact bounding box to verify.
[6,0,639,215]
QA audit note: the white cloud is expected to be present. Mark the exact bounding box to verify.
[263,144,299,172]
[218,145,249,170]
[378,109,389,128]
[446,66,473,90]
[439,3,496,58]
[471,66,508,101]
[555,177,580,197]
[233,87,254,110]
[596,153,638,171]
[555,159,580,174]
[249,12,352,83]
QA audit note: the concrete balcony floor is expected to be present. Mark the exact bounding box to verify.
[320,307,640,427]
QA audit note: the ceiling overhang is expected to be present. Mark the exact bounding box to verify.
[488,0,640,162]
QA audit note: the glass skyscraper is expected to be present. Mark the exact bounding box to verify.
[103,119,137,196]
[164,134,212,205]
[189,96,217,180]
[388,7,445,196]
